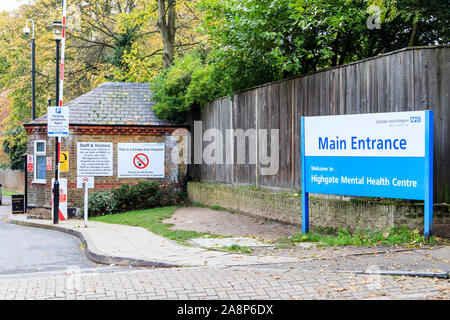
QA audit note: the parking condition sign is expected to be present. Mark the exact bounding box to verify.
[117,143,164,178]
[48,106,69,137]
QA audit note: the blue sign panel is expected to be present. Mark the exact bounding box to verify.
[48,106,69,137]
[300,111,433,238]
[305,157,426,200]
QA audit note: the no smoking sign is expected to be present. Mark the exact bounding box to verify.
[77,176,94,188]
[118,143,165,178]
[133,153,149,169]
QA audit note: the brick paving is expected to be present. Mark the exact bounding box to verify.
[0,266,448,300]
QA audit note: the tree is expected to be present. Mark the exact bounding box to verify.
[197,0,449,89]
[0,0,203,167]
[157,0,177,67]
[151,0,449,122]
[152,49,228,122]
[2,127,26,170]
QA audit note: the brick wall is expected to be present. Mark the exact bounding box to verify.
[25,125,187,215]
[188,182,450,237]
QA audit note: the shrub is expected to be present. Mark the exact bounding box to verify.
[133,181,160,209]
[111,184,135,211]
[88,192,117,217]
[87,181,187,217]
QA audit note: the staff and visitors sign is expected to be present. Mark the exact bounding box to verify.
[77,142,113,176]
[300,111,433,237]
[117,143,165,178]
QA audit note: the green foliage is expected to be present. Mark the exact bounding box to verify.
[151,0,449,122]
[284,225,439,247]
[106,26,140,73]
[220,244,252,253]
[2,127,26,170]
[197,0,370,88]
[1,189,21,196]
[87,192,117,216]
[199,0,449,78]
[111,183,136,211]
[88,181,187,216]
[151,50,229,122]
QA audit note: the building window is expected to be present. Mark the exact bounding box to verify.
[34,140,46,183]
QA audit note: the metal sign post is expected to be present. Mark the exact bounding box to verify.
[83,182,88,227]
[78,176,94,227]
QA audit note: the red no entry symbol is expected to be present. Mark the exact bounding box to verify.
[133,153,149,169]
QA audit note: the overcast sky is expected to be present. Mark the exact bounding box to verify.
[0,0,29,12]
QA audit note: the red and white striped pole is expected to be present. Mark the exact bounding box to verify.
[59,0,66,108]
[57,0,67,180]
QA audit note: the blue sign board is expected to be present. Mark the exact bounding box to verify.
[300,111,433,238]
[48,106,69,137]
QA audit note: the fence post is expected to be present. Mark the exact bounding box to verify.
[255,89,259,187]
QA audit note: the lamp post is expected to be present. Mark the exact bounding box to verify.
[23,20,35,214]
[51,21,63,224]
[23,19,36,120]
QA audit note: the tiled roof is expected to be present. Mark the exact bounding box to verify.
[26,82,173,126]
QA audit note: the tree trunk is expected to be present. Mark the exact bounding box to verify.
[408,20,418,47]
[338,33,353,65]
[330,30,341,67]
[157,0,176,68]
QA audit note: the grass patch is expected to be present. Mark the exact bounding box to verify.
[220,244,252,254]
[90,206,222,244]
[1,189,21,197]
[190,202,235,214]
[280,225,442,247]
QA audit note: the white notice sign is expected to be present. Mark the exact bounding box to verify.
[117,143,165,178]
[48,106,69,137]
[77,176,95,188]
[77,142,113,176]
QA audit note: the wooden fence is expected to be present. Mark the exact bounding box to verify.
[190,46,450,203]
[0,169,24,192]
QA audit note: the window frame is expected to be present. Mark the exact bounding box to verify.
[33,140,47,184]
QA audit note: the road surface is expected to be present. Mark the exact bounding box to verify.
[0,196,98,275]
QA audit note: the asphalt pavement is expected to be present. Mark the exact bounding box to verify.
[0,196,99,275]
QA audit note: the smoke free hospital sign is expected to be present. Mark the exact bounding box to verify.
[302,111,432,200]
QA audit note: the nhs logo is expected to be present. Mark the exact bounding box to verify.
[410,116,421,123]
